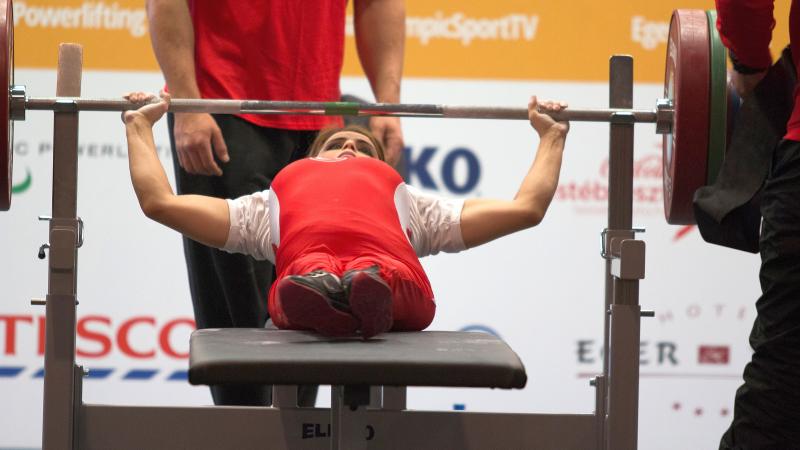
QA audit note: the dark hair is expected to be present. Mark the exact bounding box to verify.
[307,125,386,162]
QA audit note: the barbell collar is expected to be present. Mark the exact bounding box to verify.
[655,98,674,134]
[9,84,25,121]
[19,95,666,124]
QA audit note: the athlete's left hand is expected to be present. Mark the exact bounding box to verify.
[122,91,171,126]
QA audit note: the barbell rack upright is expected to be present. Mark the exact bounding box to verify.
[602,55,643,450]
[41,43,82,450]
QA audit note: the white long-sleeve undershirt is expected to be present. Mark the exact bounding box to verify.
[222,184,466,264]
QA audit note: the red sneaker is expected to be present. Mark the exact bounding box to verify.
[277,272,358,337]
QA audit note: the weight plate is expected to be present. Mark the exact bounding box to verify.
[0,0,11,211]
[706,9,727,186]
[663,10,711,225]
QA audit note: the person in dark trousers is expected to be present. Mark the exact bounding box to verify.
[715,1,800,447]
[145,0,405,406]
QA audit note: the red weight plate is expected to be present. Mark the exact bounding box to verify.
[0,0,11,211]
[663,10,711,225]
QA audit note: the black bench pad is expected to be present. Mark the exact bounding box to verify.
[189,329,527,389]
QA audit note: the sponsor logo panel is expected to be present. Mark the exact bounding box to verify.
[1,313,194,381]
[14,0,154,70]
[345,0,791,82]
[575,300,753,419]
[554,139,699,239]
[402,145,481,195]
[12,1,791,82]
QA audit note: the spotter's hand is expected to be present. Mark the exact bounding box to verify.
[729,69,767,98]
[370,116,403,167]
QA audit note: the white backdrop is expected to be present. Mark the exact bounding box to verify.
[0,69,760,449]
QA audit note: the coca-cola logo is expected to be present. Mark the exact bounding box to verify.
[555,148,697,241]
[556,152,663,208]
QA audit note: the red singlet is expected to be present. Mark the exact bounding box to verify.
[268,157,436,330]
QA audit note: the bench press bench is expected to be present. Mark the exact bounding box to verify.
[186,329,611,449]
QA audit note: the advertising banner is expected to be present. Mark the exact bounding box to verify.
[1,1,786,448]
[12,0,793,81]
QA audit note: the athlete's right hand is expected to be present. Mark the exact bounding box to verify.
[528,96,569,139]
[173,112,229,176]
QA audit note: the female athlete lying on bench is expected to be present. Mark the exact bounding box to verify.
[123,92,569,339]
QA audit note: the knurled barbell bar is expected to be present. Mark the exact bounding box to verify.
[15,92,670,124]
[0,1,735,227]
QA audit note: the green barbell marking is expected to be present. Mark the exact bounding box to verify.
[323,102,361,116]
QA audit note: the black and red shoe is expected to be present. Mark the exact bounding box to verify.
[277,270,358,337]
[342,266,393,339]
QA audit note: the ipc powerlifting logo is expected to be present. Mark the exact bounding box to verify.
[402,146,481,194]
[9,138,173,201]
[11,168,32,194]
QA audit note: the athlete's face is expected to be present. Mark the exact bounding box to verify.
[316,131,379,160]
